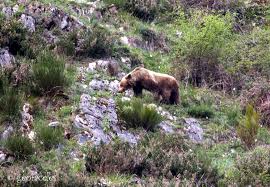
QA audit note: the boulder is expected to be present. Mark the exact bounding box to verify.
[20,14,35,32]
[183,118,203,143]
[0,48,15,69]
[74,94,139,146]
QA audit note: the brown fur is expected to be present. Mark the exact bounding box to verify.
[119,67,180,104]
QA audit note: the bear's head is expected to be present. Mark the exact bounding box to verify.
[118,74,134,93]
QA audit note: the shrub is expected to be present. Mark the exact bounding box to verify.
[32,50,68,95]
[125,0,181,21]
[225,104,242,126]
[0,75,22,122]
[79,27,114,58]
[229,27,270,78]
[117,98,163,131]
[187,104,215,118]
[35,123,64,150]
[56,31,77,56]
[0,17,33,57]
[103,0,126,7]
[257,127,270,145]
[180,0,244,11]
[173,12,236,90]
[237,104,260,149]
[86,133,219,185]
[5,134,34,159]
[224,146,270,186]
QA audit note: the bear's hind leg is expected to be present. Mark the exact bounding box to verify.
[160,90,171,104]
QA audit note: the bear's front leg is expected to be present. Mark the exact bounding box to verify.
[133,84,143,97]
[153,92,162,102]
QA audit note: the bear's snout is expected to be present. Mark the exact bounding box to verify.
[118,87,125,93]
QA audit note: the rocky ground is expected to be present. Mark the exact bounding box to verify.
[0,0,270,186]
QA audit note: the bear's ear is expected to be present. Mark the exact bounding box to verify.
[126,74,132,79]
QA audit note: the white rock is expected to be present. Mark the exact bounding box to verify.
[20,14,35,32]
[2,126,14,140]
[86,62,96,72]
[121,97,131,102]
[28,131,36,141]
[108,80,119,93]
[120,36,130,46]
[48,121,59,127]
[0,151,6,163]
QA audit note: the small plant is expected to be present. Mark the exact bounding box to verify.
[0,17,33,57]
[187,104,214,118]
[117,98,162,131]
[102,116,111,133]
[225,104,242,126]
[5,134,34,159]
[125,0,179,21]
[35,123,64,150]
[0,75,22,121]
[224,146,270,186]
[173,12,235,90]
[56,31,77,56]
[86,133,218,185]
[237,104,260,149]
[257,127,270,145]
[79,26,114,58]
[32,50,68,95]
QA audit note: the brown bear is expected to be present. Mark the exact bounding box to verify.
[118,67,180,104]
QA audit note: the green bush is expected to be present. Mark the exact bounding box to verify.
[5,134,34,159]
[103,0,126,7]
[32,50,68,95]
[79,27,114,58]
[237,104,260,149]
[56,31,77,56]
[125,0,180,21]
[35,123,64,150]
[117,98,163,131]
[225,104,242,126]
[86,133,219,185]
[0,75,22,121]
[0,17,33,57]
[187,104,215,118]
[228,27,270,78]
[173,12,235,89]
[179,0,244,11]
[224,146,270,186]
[257,127,270,145]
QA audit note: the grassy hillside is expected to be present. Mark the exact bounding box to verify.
[0,0,270,186]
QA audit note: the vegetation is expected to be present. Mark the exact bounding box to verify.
[32,50,68,95]
[4,134,34,159]
[0,0,270,186]
[187,103,215,118]
[79,26,115,58]
[56,31,77,57]
[35,122,64,151]
[117,98,163,131]
[223,146,270,186]
[237,104,260,149]
[86,133,219,185]
[0,15,33,57]
[0,75,22,122]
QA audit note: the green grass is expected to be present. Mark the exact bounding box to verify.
[117,98,163,131]
[187,104,215,118]
[5,134,34,159]
[35,122,64,151]
[32,50,69,95]
[0,83,22,122]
